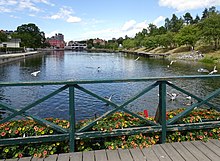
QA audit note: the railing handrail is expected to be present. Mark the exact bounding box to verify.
[1,74,220,86]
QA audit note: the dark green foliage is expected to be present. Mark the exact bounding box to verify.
[12,23,46,49]
[183,12,193,25]
[0,32,7,43]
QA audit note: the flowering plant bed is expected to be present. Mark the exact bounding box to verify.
[0,108,220,158]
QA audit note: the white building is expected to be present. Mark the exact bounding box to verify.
[0,38,21,48]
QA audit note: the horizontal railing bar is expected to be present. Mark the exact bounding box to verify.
[0,121,219,146]
[0,134,69,147]
[75,121,220,139]
[0,75,220,86]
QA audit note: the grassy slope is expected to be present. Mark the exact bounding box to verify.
[131,45,220,64]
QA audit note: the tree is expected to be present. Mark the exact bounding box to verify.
[158,32,175,49]
[158,26,167,35]
[192,15,200,24]
[13,23,46,49]
[122,39,136,49]
[0,32,7,42]
[201,8,209,20]
[164,18,171,31]
[199,13,220,49]
[183,12,193,25]
[174,25,200,49]
[148,23,158,36]
[169,14,184,32]
[117,37,124,45]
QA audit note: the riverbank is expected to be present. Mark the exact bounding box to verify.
[0,51,42,65]
[87,44,220,64]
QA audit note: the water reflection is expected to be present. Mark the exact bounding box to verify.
[0,51,220,121]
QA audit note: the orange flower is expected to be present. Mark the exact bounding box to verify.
[43,150,48,156]
[198,135,203,140]
[34,126,39,132]
[1,132,6,137]
[5,127,9,131]
[34,154,38,157]
[18,153,23,158]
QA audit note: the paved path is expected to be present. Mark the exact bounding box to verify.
[1,139,220,161]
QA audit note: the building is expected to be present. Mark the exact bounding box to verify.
[47,33,65,49]
[93,38,106,46]
[0,38,21,48]
[65,41,87,50]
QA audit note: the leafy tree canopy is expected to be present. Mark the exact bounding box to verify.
[12,23,46,49]
[0,32,7,43]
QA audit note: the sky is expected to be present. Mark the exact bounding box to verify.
[1,0,220,42]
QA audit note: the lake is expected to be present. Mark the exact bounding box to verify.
[0,50,220,121]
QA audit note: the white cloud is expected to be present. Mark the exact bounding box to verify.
[159,0,220,12]
[18,0,40,12]
[9,15,19,18]
[67,16,81,23]
[0,0,54,13]
[48,6,81,23]
[135,20,148,29]
[33,0,54,6]
[79,20,148,40]
[122,20,136,31]
[0,6,12,12]
[153,16,165,26]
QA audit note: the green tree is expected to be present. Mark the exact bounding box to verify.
[141,36,158,48]
[164,18,171,31]
[0,32,7,42]
[192,15,200,24]
[148,23,158,36]
[170,14,184,32]
[174,25,200,48]
[158,32,175,49]
[12,23,46,49]
[201,8,209,20]
[158,26,167,35]
[183,12,193,25]
[122,39,136,49]
[199,13,220,49]
[117,37,124,45]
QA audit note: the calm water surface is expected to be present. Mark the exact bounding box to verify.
[0,51,220,121]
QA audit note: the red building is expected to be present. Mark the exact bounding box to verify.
[47,33,65,49]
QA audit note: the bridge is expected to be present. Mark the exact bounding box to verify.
[0,75,220,159]
[64,43,87,51]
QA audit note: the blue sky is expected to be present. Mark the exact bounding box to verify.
[1,0,220,41]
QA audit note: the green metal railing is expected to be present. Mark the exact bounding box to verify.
[0,75,220,152]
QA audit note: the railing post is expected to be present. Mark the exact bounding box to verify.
[158,81,167,143]
[69,85,75,152]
